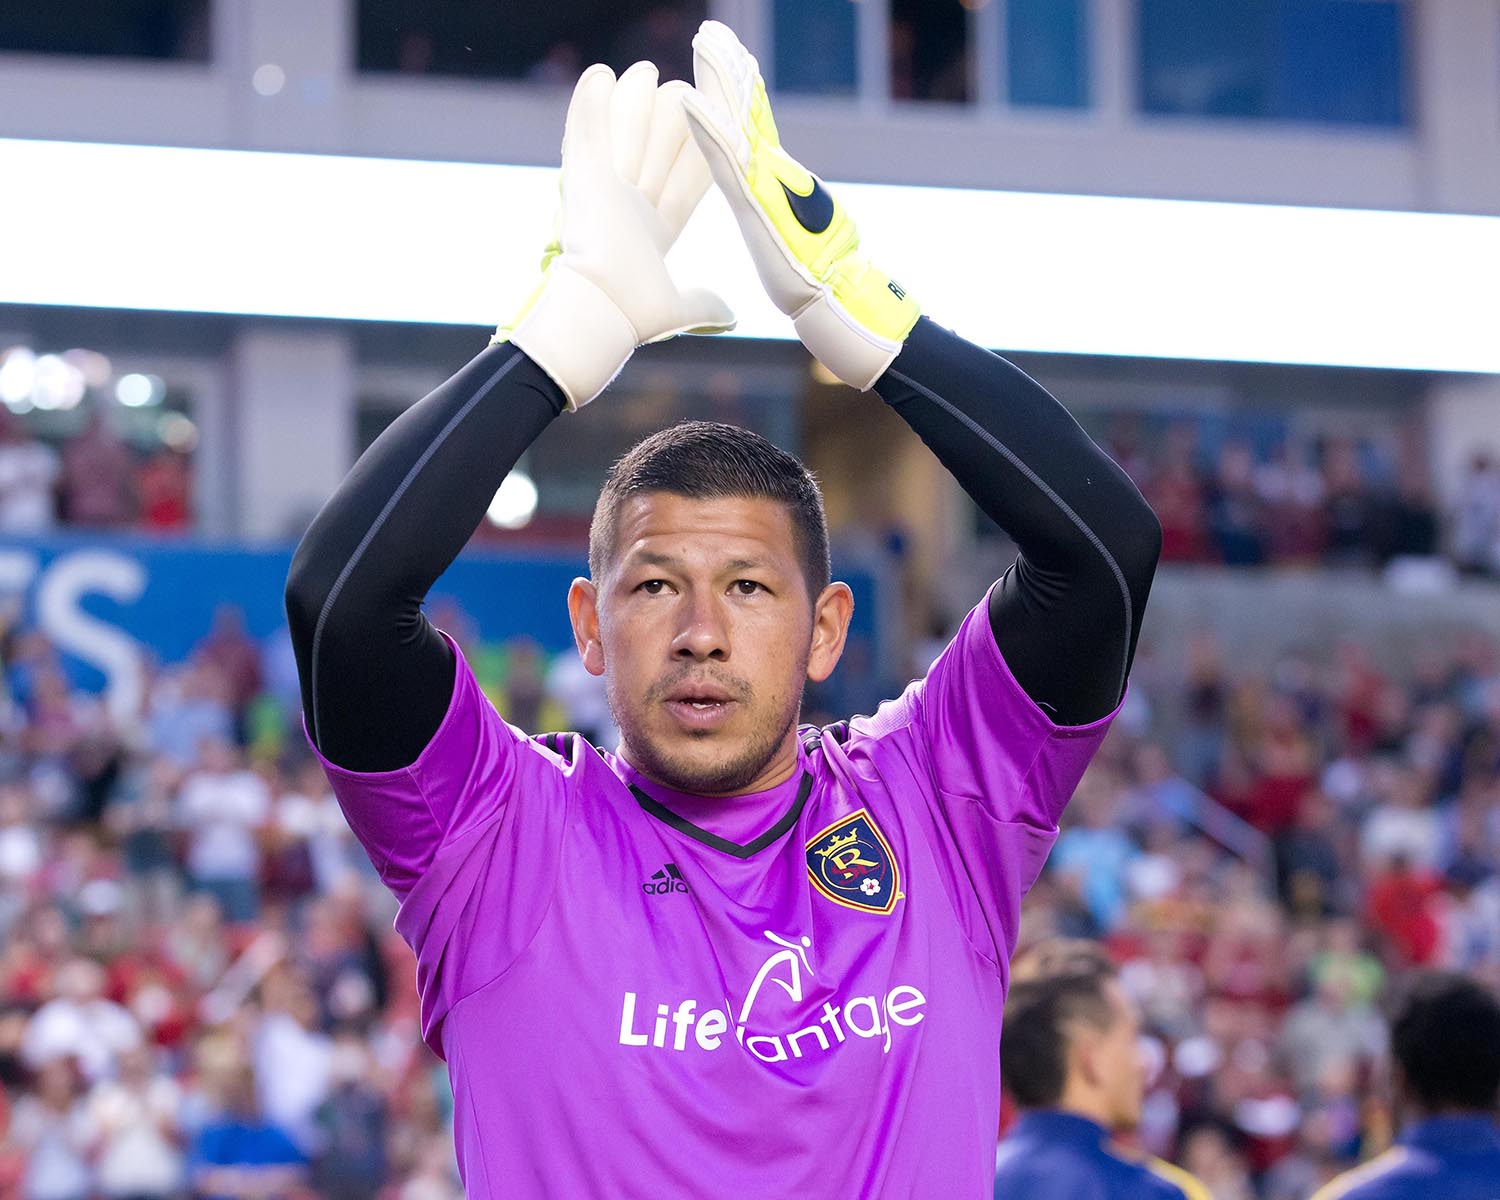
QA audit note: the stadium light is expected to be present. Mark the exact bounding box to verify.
[486,471,539,529]
[0,137,1495,374]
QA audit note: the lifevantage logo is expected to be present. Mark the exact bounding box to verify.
[617,931,927,1063]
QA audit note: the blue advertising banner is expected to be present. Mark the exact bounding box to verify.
[0,532,881,720]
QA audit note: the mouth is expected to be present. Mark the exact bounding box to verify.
[662,684,741,731]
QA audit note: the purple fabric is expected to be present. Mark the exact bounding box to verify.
[306,598,1119,1197]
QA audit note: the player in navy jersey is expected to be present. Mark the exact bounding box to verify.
[284,24,1161,1198]
[1312,972,1500,1200]
[994,940,1210,1200]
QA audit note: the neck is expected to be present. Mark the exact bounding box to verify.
[1053,1083,1116,1132]
[730,731,801,794]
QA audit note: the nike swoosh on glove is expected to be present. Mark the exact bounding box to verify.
[680,21,919,390]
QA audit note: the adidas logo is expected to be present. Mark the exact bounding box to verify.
[642,862,689,896]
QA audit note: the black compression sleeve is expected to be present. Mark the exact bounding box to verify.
[874,318,1161,726]
[284,342,566,772]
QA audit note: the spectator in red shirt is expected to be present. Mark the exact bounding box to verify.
[195,606,265,723]
[1241,694,1318,836]
[1365,854,1443,967]
[1145,423,1213,563]
[1254,440,1327,566]
[136,449,191,531]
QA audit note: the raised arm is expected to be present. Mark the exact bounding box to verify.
[682,22,1157,728]
[283,343,564,771]
[875,320,1159,725]
[284,62,733,773]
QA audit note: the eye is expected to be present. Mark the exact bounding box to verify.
[636,579,672,595]
[732,579,765,596]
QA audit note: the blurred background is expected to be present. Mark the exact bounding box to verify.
[0,2,1497,1198]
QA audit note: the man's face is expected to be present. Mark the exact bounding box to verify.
[1094,979,1147,1132]
[569,492,851,796]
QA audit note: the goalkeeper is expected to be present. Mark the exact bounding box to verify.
[285,23,1160,1199]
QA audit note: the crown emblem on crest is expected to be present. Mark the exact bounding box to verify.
[805,808,902,915]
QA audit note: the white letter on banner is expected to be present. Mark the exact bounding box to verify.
[35,551,147,726]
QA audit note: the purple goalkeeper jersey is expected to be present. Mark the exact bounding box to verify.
[306,595,1118,1198]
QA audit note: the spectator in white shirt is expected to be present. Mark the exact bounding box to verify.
[271,759,363,897]
[8,1057,96,1200]
[0,412,60,535]
[176,736,270,923]
[85,1042,185,1200]
[21,958,142,1084]
[252,968,332,1157]
[1451,452,1500,575]
[1361,765,1443,873]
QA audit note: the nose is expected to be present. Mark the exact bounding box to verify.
[671,590,729,662]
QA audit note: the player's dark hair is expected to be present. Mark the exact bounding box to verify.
[1389,971,1500,1113]
[588,421,830,597]
[1001,940,1119,1108]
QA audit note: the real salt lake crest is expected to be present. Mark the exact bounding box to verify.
[805,807,902,914]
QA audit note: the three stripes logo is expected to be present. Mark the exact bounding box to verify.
[642,862,689,896]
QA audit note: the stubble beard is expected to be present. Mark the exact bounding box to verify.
[609,674,806,796]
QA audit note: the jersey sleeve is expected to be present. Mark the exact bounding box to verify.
[303,631,574,1054]
[303,632,533,900]
[859,588,1120,966]
[914,587,1119,823]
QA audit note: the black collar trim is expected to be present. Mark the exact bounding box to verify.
[628,772,814,859]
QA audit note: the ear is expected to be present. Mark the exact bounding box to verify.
[806,582,854,684]
[567,577,606,676]
[1069,1025,1104,1091]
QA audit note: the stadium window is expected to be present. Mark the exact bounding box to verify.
[357,0,706,83]
[1005,0,1089,109]
[892,0,971,102]
[1137,0,1407,127]
[773,0,858,97]
[0,1,210,62]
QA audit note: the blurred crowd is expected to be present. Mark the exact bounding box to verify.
[1104,418,1500,576]
[18,398,1500,582]
[0,412,192,536]
[0,601,573,1200]
[2,573,1499,1198]
[1017,621,1500,1198]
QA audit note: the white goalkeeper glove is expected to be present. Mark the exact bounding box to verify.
[495,61,736,410]
[681,22,920,391]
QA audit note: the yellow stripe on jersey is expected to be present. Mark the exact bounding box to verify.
[1309,1148,1411,1200]
[1098,1139,1212,1200]
[1146,1156,1213,1200]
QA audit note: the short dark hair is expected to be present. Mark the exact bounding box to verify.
[588,421,830,596]
[1001,940,1119,1108]
[1390,971,1500,1113]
